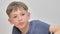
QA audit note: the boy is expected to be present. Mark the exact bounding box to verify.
[6,1,60,34]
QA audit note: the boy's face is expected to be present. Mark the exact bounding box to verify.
[8,8,30,29]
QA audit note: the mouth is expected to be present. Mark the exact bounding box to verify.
[18,22,24,26]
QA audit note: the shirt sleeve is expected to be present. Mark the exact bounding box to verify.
[36,20,50,29]
[30,20,50,34]
[31,20,50,32]
[34,20,50,30]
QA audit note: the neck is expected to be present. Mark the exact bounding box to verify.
[19,22,29,34]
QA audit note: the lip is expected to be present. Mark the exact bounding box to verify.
[18,22,24,26]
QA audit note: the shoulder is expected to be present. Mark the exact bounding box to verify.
[29,20,50,34]
[30,20,50,29]
[30,20,49,25]
[30,20,42,25]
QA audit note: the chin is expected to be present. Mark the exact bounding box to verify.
[19,24,26,29]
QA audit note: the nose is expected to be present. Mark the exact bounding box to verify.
[18,15,22,21]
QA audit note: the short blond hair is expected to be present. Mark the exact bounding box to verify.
[6,1,28,17]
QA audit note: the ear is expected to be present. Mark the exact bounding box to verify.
[27,12,30,19]
[8,18,13,25]
[27,12,30,17]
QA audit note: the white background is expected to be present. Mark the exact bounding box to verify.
[0,0,60,34]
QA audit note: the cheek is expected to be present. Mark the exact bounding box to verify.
[11,19,18,24]
[24,15,29,20]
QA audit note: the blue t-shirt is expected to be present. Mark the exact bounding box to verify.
[12,20,51,34]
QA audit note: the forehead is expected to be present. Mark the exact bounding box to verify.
[10,8,27,16]
[13,7,27,12]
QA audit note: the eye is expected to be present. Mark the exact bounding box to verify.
[21,13,25,16]
[13,16,17,18]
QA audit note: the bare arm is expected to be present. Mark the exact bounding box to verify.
[49,25,60,34]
